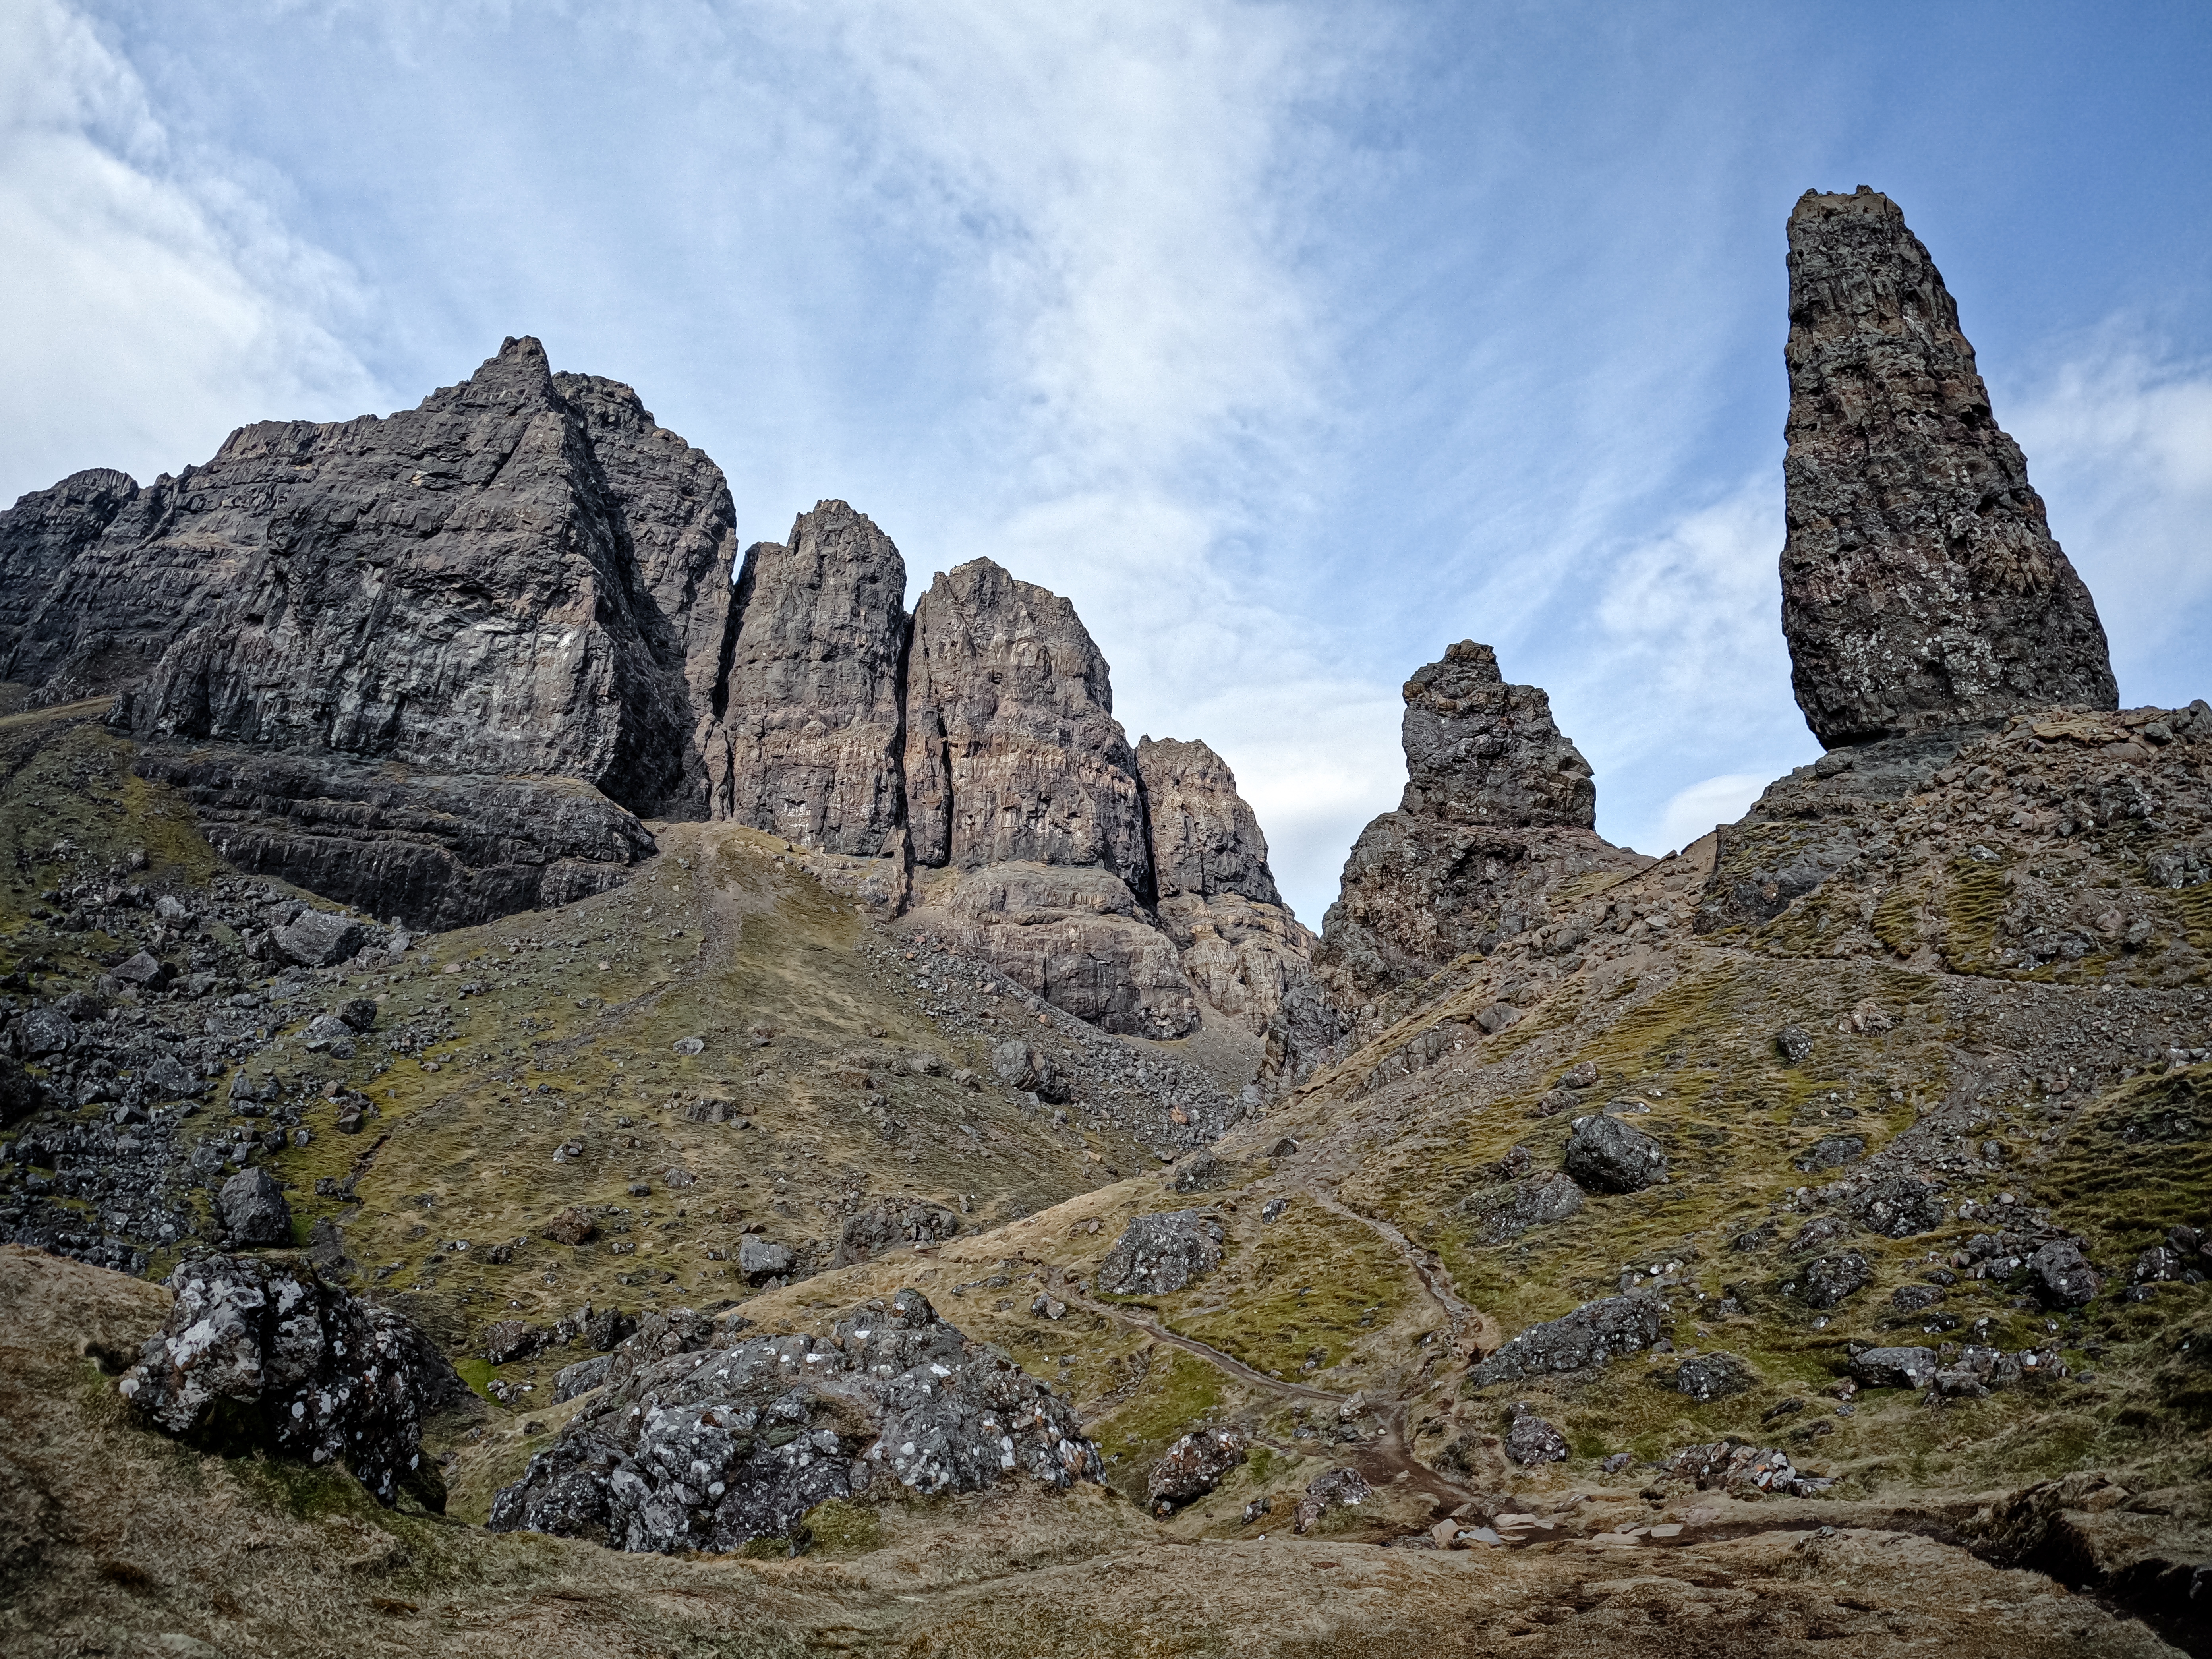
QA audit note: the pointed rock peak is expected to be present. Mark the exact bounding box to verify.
[1781,189,2115,747]
[420,335,561,417]
[1136,736,1284,909]
[919,559,1112,712]
[1398,640,1595,830]
[786,501,905,582]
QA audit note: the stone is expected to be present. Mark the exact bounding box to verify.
[18,1006,74,1057]
[217,1167,292,1247]
[1135,737,1282,906]
[1794,1133,1865,1172]
[483,1319,549,1365]
[737,1236,795,1283]
[1096,1210,1224,1297]
[990,1038,1071,1102]
[1655,1352,1756,1401]
[1660,1440,1831,1499]
[1775,1025,1813,1065]
[2134,1245,2187,1283]
[901,559,1152,894]
[1563,1112,1668,1194]
[1468,1293,1665,1388]
[1852,1346,1940,1390]
[1146,1424,1247,1514]
[335,997,379,1032]
[487,1289,1099,1553]
[831,1197,961,1266]
[1464,1169,1586,1241]
[553,1354,613,1402]
[300,1013,356,1056]
[1318,642,1644,1006]
[1848,1174,1948,1239]
[120,1254,463,1508]
[1558,1060,1599,1090]
[1292,1466,1371,1534]
[701,501,909,851]
[2027,1239,2102,1306]
[1792,1250,1872,1308]
[1504,1412,1568,1466]
[542,1208,598,1246]
[1779,189,2116,746]
[1890,1284,1943,1313]
[112,951,172,989]
[274,910,372,970]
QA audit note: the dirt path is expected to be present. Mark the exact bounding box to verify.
[1307,1186,1502,1361]
[1050,1270,1347,1408]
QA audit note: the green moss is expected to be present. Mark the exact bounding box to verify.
[801,1497,884,1556]
[1941,854,2010,972]
[1086,1348,1225,1480]
[1870,881,1922,958]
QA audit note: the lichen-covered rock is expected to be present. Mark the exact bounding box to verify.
[1655,1352,1756,1401]
[1850,1346,1939,1390]
[703,502,909,853]
[1096,1210,1225,1297]
[216,1167,292,1247]
[1848,1174,1948,1239]
[1467,1293,1665,1388]
[1464,1169,1585,1241]
[738,1236,795,1283]
[2028,1239,2102,1306]
[1792,1249,1873,1309]
[1563,1112,1668,1194]
[1318,642,1645,1010]
[1779,188,2116,746]
[486,1289,1099,1553]
[1292,1466,1371,1533]
[120,1255,463,1508]
[1661,1440,1833,1499]
[1504,1411,1568,1467]
[1146,1424,1247,1515]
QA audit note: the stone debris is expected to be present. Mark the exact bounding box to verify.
[1652,1352,1756,1401]
[1468,1293,1666,1389]
[832,1197,961,1266]
[1146,1424,1247,1515]
[1790,1250,1872,1309]
[215,1166,292,1247]
[1095,1210,1225,1297]
[120,1254,463,1508]
[487,1289,1099,1553]
[1504,1408,1569,1467]
[1563,1112,1668,1194]
[1291,1466,1371,1534]
[1661,1439,1833,1499]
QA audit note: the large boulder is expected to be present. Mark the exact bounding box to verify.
[2028,1239,2102,1306]
[1851,1346,1939,1390]
[1096,1210,1225,1297]
[1778,188,2115,746]
[738,1236,796,1283]
[1146,1424,1247,1516]
[487,1289,1099,1553]
[1563,1112,1668,1194]
[273,909,373,969]
[1468,1293,1665,1388]
[216,1167,292,1247]
[120,1255,464,1508]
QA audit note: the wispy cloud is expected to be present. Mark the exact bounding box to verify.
[0,0,378,501]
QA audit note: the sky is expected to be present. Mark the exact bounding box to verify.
[4,0,2208,924]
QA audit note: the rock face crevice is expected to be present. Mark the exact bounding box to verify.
[1779,188,2117,748]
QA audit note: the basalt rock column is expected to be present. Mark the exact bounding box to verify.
[1137,736,1283,908]
[706,501,910,853]
[1781,188,2116,748]
[1318,642,1644,1017]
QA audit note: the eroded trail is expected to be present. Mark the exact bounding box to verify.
[1050,1268,1346,1410]
[1309,1185,1502,1360]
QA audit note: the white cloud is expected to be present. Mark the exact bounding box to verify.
[0,0,377,503]
[2005,335,2212,705]
[1651,771,1769,855]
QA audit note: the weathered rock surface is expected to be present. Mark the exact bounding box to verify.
[1137,737,1280,907]
[215,1166,292,1246]
[1146,1424,1247,1514]
[1563,1111,1669,1193]
[831,1196,961,1266]
[1661,1439,1833,1499]
[487,1289,1099,1553]
[702,502,909,853]
[1780,188,2116,747]
[0,468,141,698]
[120,1254,464,1507]
[1319,641,1645,1015]
[1096,1210,1224,1297]
[1468,1293,1666,1388]
[1504,1411,1568,1466]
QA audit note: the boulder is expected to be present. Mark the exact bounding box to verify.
[1292,1466,1372,1534]
[1775,1025,1813,1065]
[483,1319,550,1365]
[1794,1134,1865,1173]
[1504,1412,1568,1467]
[217,1167,292,1247]
[991,1039,1070,1102]
[1146,1425,1247,1514]
[335,997,379,1032]
[1464,1169,1585,1241]
[1851,1346,1939,1390]
[832,1198,960,1266]
[300,1013,356,1056]
[553,1354,613,1402]
[737,1236,795,1283]
[1660,1440,1832,1499]
[1563,1112,1668,1194]
[542,1207,598,1246]
[1468,1293,1665,1388]
[120,1255,463,1508]
[19,1007,74,1056]
[487,1289,1099,1553]
[1096,1210,1224,1297]
[1848,1174,1948,1239]
[275,909,373,969]
[2028,1239,2102,1306]
[1778,188,2115,745]
[1654,1352,1756,1401]
[111,951,171,989]
[1792,1250,1872,1309]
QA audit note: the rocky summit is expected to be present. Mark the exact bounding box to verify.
[1780,188,2118,748]
[0,190,2206,1659]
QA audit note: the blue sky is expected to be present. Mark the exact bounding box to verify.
[4,1,2208,923]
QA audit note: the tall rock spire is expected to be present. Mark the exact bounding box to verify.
[1780,187,2117,747]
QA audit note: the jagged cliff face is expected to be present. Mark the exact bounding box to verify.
[1318,641,1645,1026]
[1780,188,2117,748]
[702,501,909,854]
[1137,736,1283,907]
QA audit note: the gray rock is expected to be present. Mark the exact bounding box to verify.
[1848,1174,1948,1239]
[19,1007,74,1057]
[139,1055,204,1101]
[300,1013,356,1056]
[1792,1250,1872,1309]
[1563,1112,1668,1194]
[2027,1239,2101,1306]
[1661,1440,1831,1499]
[120,1254,462,1508]
[1775,1025,1813,1065]
[737,1236,795,1283]
[2135,1245,2188,1283]
[1468,1293,1665,1388]
[274,910,373,969]
[487,1288,1099,1553]
[1464,1169,1585,1241]
[111,951,171,989]
[700,501,909,852]
[335,997,379,1032]
[832,1197,960,1266]
[1889,1283,1943,1313]
[1850,1346,1939,1390]
[1146,1424,1247,1515]
[1794,1133,1865,1172]
[1096,1210,1224,1297]
[990,1040,1069,1102]
[553,1354,613,1402]
[1136,736,1283,906]
[1504,1412,1568,1467]
[1779,188,2115,746]
[483,1319,550,1365]
[1655,1352,1756,1401]
[217,1167,292,1246]
[1292,1466,1372,1534]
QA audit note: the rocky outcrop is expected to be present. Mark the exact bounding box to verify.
[1137,737,1280,906]
[702,501,910,853]
[1781,188,2117,748]
[1319,642,1645,1014]
[121,1254,466,1508]
[487,1288,1099,1553]
[2,338,734,818]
